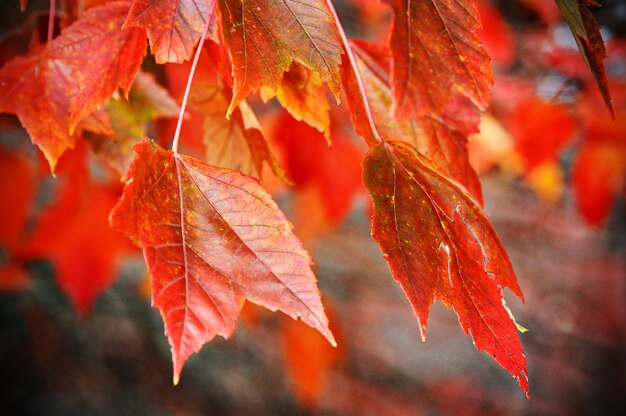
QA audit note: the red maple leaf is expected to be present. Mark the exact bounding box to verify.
[110,140,335,383]
[363,141,528,395]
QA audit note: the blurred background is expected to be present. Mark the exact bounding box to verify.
[1,0,625,415]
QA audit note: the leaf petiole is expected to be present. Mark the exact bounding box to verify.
[48,0,56,43]
[172,0,217,154]
[324,0,382,147]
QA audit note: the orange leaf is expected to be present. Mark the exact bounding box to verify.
[572,142,626,226]
[265,63,331,142]
[281,305,342,410]
[363,141,528,395]
[0,1,144,171]
[110,139,335,383]
[218,0,342,114]
[0,53,79,172]
[506,98,576,173]
[188,81,287,181]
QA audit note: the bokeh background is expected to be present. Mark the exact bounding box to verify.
[1,0,625,415]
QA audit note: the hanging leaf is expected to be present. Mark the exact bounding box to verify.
[556,0,613,116]
[363,141,528,395]
[188,80,286,181]
[110,140,335,383]
[0,54,93,171]
[0,1,145,171]
[262,63,331,142]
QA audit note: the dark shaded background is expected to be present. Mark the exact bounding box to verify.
[1,0,626,415]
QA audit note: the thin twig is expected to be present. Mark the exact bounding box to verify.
[47,0,56,43]
[172,0,217,154]
[324,0,383,147]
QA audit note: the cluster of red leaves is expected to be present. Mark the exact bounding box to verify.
[0,0,621,404]
[471,0,625,226]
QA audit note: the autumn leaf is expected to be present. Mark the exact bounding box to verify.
[188,81,286,181]
[0,53,101,172]
[218,0,343,114]
[0,1,145,171]
[124,0,214,63]
[49,1,147,130]
[572,142,626,226]
[387,0,492,118]
[506,98,576,173]
[363,141,528,395]
[281,305,343,410]
[262,62,331,142]
[110,140,335,383]
[556,0,613,116]
[347,40,483,202]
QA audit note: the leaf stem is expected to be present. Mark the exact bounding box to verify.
[47,0,56,43]
[172,0,216,154]
[324,0,382,147]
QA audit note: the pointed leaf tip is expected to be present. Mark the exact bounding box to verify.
[557,0,613,117]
